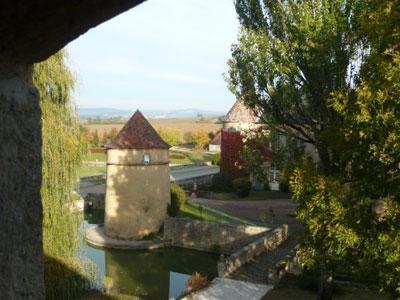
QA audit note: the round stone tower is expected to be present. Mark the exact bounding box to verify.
[104,110,170,240]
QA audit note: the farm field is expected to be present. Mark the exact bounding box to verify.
[84,117,222,138]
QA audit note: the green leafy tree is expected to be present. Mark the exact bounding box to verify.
[228,0,359,174]
[91,129,100,147]
[34,50,93,298]
[229,0,400,297]
[157,128,181,146]
[109,127,118,141]
[101,127,118,146]
[183,131,196,144]
[328,0,400,295]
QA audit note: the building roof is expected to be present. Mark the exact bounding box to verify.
[224,98,258,123]
[105,110,170,150]
[210,131,222,145]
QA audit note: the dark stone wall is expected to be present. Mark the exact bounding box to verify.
[0,0,145,63]
[0,61,44,299]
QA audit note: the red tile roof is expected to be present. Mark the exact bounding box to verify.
[105,110,170,150]
[210,131,221,145]
[224,98,258,123]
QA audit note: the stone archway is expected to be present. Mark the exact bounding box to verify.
[0,1,145,298]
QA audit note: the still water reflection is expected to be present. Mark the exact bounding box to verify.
[83,210,218,299]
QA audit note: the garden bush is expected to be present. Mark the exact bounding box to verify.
[211,173,233,192]
[232,178,252,198]
[211,153,220,165]
[167,183,187,217]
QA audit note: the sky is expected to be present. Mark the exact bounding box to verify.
[67,0,240,112]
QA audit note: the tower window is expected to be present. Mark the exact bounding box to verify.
[143,154,151,164]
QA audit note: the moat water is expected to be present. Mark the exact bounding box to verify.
[82,210,219,299]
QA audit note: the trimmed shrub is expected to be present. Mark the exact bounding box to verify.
[167,183,187,217]
[211,173,233,192]
[232,178,252,198]
[211,153,221,165]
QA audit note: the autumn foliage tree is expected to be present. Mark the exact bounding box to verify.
[193,126,210,150]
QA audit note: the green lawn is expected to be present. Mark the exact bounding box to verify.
[83,152,106,162]
[180,202,255,225]
[79,165,106,177]
[169,149,214,165]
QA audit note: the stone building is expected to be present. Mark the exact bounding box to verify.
[223,98,259,132]
[208,131,221,152]
[104,110,171,240]
[220,98,261,177]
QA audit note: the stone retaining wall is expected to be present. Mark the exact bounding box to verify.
[163,217,270,254]
[267,243,301,285]
[218,225,288,277]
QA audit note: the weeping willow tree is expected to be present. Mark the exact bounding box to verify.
[33,50,92,299]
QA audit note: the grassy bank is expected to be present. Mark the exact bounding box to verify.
[180,202,255,225]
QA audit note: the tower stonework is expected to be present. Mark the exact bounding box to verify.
[104,111,170,240]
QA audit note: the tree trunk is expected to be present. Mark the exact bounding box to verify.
[317,261,333,300]
[0,60,44,299]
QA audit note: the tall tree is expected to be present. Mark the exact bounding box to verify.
[228,0,359,174]
[33,50,92,298]
[329,0,400,295]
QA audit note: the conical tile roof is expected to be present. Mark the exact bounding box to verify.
[105,110,170,149]
[224,98,258,123]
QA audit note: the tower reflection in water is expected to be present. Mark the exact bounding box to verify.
[87,241,218,299]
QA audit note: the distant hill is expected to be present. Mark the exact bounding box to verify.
[79,107,225,119]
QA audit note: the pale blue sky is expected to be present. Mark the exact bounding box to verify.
[67,0,240,112]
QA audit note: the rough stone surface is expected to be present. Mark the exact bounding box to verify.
[0,62,44,299]
[229,235,299,284]
[105,148,170,240]
[164,217,270,254]
[218,225,289,278]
